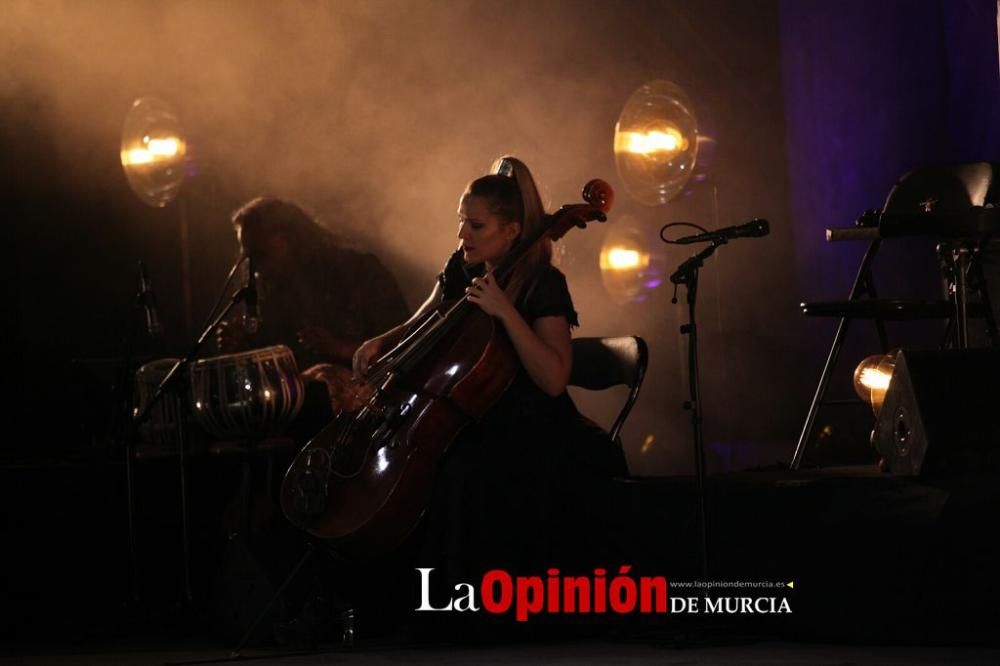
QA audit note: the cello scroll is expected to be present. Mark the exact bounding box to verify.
[546,179,614,241]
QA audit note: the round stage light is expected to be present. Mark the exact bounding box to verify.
[599,214,666,305]
[614,80,699,206]
[120,97,187,208]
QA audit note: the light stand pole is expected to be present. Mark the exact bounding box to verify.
[119,95,195,604]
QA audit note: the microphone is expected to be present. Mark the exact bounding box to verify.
[137,261,162,338]
[674,219,770,245]
[243,256,261,334]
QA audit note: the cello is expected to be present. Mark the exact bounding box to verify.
[280,178,613,556]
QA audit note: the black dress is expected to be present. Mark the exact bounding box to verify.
[417,251,628,585]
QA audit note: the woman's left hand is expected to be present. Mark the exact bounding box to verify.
[467,271,515,321]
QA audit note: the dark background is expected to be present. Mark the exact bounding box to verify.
[2,0,998,476]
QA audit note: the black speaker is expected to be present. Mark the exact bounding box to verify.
[873,349,1000,489]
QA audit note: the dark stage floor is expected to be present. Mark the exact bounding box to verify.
[4,457,998,661]
[7,639,1000,665]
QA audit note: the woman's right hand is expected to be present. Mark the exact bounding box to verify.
[352,336,387,380]
[349,282,440,380]
[302,363,374,414]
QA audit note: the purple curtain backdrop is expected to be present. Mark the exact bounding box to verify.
[781,0,999,299]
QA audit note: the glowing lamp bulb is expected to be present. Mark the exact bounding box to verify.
[601,245,649,271]
[615,127,689,157]
[146,137,180,156]
[853,352,898,415]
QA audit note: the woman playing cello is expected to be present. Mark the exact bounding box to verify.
[352,157,627,585]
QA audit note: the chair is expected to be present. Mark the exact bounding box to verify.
[569,336,649,448]
[792,162,1000,469]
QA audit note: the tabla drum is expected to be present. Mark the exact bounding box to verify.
[189,345,305,440]
[134,358,185,455]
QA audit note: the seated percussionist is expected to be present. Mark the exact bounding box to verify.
[217,197,408,437]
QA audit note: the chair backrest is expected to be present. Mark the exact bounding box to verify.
[569,336,649,446]
[882,162,998,215]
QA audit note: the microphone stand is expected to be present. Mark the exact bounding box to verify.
[113,265,146,607]
[131,264,254,606]
[669,237,727,581]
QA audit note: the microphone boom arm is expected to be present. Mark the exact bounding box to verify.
[670,237,726,285]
